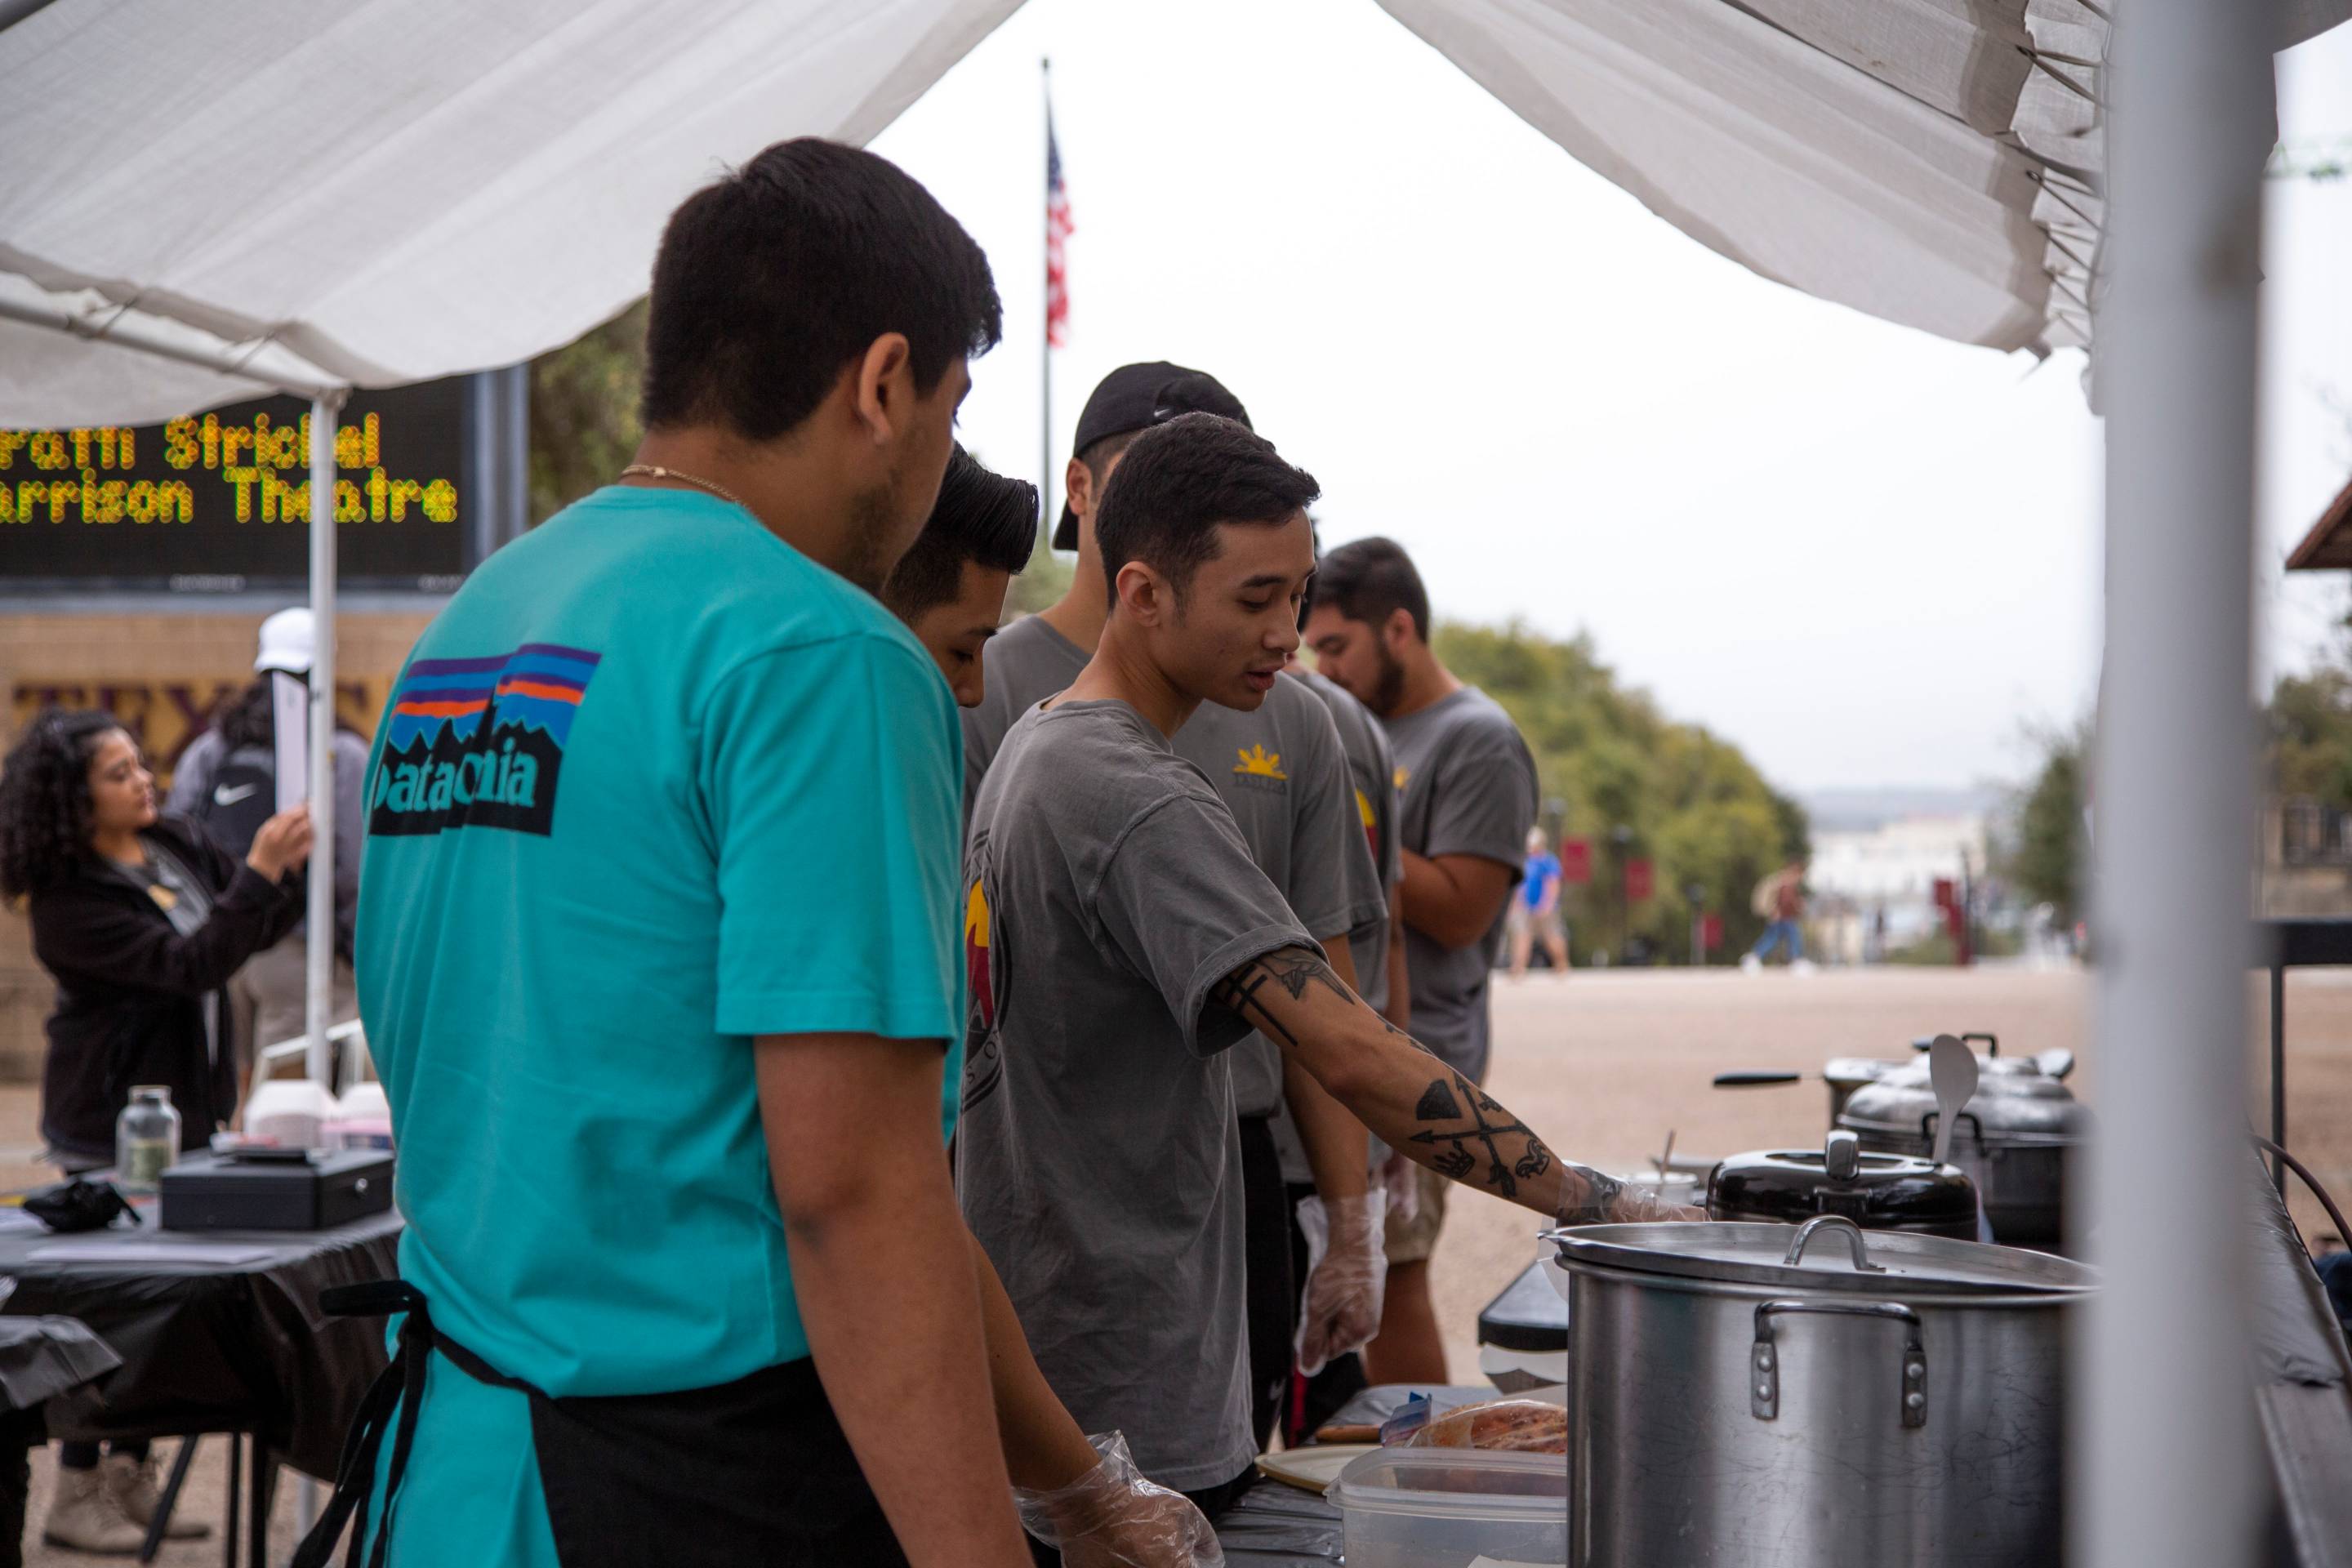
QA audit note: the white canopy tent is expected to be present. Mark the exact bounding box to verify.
[2,2,2345,1562]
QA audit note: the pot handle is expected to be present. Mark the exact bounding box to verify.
[1962,1031,2000,1058]
[1780,1214,1885,1272]
[1919,1108,1984,1154]
[1751,1300,1927,1428]
[1713,1071,1802,1088]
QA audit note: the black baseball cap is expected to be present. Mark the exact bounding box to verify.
[1052,361,1251,550]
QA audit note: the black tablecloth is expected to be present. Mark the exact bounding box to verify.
[1214,1383,1500,1565]
[0,1207,401,1479]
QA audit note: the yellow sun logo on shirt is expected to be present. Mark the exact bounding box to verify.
[1394,766,1410,791]
[1234,745,1288,781]
[1356,788,1376,831]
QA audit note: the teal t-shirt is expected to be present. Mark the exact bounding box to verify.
[354,486,964,1561]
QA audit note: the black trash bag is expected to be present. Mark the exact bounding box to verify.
[21,1178,139,1234]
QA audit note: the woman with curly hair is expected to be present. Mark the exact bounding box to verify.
[0,709,314,1547]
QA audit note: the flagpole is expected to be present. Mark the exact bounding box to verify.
[1040,56,1054,535]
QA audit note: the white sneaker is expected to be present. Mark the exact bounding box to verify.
[42,1463,145,1555]
[1740,953,1762,974]
[105,1450,209,1540]
[1791,959,1819,977]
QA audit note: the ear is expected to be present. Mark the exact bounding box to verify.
[850,333,915,446]
[1113,559,1169,626]
[1064,454,1098,528]
[1382,605,1417,653]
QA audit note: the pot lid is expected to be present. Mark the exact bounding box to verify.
[1823,1057,1890,1089]
[1709,1130,1976,1227]
[1840,1072,2091,1144]
[1551,1218,2097,1296]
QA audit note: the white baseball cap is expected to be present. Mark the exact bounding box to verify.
[254,608,315,675]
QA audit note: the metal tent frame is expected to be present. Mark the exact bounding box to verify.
[0,292,347,1090]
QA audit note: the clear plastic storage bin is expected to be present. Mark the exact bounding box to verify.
[1325,1446,1568,1568]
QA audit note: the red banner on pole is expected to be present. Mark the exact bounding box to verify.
[1932,877,1957,912]
[1560,837,1592,884]
[1701,912,1724,952]
[1625,858,1654,903]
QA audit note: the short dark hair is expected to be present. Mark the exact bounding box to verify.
[1094,414,1320,602]
[641,138,1002,441]
[1314,537,1431,641]
[882,447,1038,618]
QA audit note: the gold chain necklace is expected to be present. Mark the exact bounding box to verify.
[618,463,747,510]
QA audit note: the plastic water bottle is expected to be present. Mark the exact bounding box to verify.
[114,1085,181,1194]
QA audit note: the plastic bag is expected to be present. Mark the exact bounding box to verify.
[1399,1398,1567,1454]
[1012,1431,1225,1568]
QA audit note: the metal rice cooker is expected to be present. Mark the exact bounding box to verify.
[1821,1031,2073,1126]
[1707,1129,1978,1240]
[1552,1216,2096,1567]
[1838,1056,2088,1247]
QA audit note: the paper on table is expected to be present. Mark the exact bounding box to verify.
[270,669,309,813]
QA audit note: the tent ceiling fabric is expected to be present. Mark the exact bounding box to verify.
[4,0,2348,425]
[1379,0,2345,359]
[0,0,1019,425]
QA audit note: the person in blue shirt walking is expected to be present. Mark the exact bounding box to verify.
[318,140,1212,1568]
[1508,827,1570,978]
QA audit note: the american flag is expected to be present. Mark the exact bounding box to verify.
[1046,110,1073,347]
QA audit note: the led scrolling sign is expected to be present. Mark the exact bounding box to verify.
[0,379,471,592]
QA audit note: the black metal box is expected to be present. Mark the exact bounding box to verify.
[158,1150,394,1232]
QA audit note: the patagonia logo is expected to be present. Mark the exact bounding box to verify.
[368,644,602,839]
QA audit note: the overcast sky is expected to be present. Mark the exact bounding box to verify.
[872,3,2352,795]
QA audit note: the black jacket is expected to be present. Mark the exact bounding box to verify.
[27,814,305,1165]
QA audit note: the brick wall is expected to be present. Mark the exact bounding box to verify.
[0,611,434,1080]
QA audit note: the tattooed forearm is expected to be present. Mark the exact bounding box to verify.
[1405,1069,1555,1204]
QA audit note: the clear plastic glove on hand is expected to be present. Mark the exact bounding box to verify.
[1553,1165,1708,1227]
[1293,1190,1387,1376]
[1013,1432,1225,1568]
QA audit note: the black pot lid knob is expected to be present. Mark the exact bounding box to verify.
[1824,1129,1861,1183]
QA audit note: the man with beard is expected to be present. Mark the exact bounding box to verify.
[963,365,1389,1450]
[340,141,1207,1568]
[959,414,1695,1530]
[1303,537,1540,1384]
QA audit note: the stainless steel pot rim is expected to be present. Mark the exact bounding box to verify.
[1546,1220,2098,1296]
[1837,1117,2087,1148]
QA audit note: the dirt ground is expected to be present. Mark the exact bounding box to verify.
[2,960,2347,1564]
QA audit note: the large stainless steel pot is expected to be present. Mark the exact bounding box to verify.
[1838,1054,2089,1246]
[1552,1217,2095,1567]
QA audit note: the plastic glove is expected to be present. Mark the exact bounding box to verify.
[1012,1432,1225,1568]
[1553,1164,1708,1227]
[1293,1189,1387,1375]
[1378,1147,1419,1224]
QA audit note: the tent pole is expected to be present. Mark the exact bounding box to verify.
[0,294,342,403]
[2077,0,2271,1563]
[305,392,347,1090]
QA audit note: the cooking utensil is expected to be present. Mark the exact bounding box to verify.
[1927,1033,1978,1167]
[1707,1129,1978,1238]
[1550,1218,2094,1566]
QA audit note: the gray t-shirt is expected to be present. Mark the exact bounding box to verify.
[964,617,1384,1117]
[1385,686,1539,1084]
[958,697,1316,1490]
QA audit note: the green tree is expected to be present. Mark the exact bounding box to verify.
[2006,723,2088,927]
[529,301,648,524]
[1432,621,1806,963]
